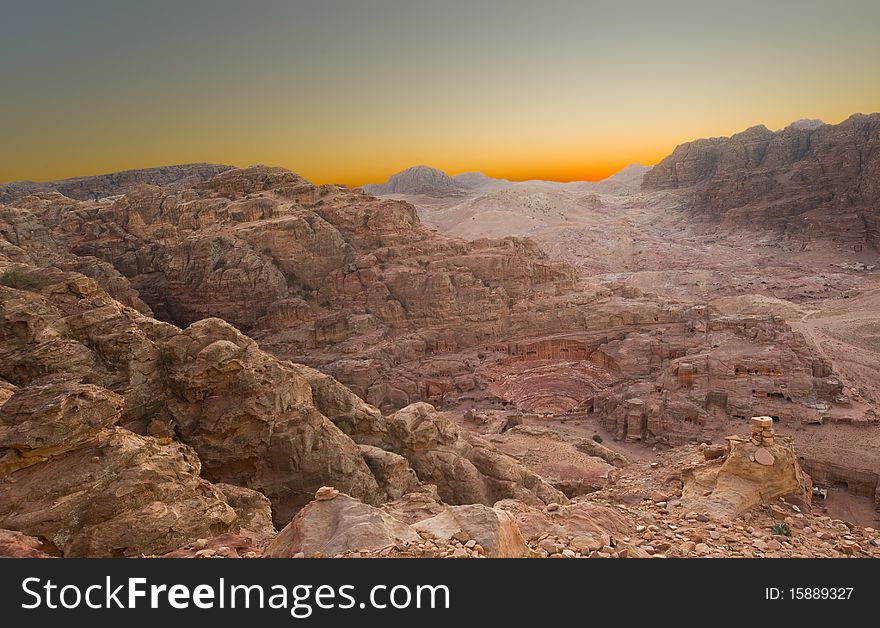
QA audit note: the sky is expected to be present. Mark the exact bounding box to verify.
[1,0,879,186]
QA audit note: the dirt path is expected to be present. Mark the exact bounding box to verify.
[793,289,880,409]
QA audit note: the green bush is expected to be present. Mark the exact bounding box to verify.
[592,434,603,444]
[771,522,792,537]
[0,270,36,290]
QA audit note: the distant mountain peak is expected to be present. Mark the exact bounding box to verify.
[787,118,825,131]
[361,165,459,196]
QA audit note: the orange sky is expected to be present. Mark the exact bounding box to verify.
[2,1,878,186]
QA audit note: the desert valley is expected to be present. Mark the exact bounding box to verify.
[1,113,879,559]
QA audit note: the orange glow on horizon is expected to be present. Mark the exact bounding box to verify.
[3,3,878,189]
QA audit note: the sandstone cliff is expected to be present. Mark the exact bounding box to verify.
[643,114,880,248]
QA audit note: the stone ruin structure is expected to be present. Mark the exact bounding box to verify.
[750,415,775,449]
[593,313,844,447]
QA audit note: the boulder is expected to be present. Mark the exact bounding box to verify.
[265,494,419,557]
[495,498,633,547]
[411,504,531,558]
[359,444,421,500]
[0,427,238,557]
[0,529,54,558]
[215,483,275,539]
[381,487,448,524]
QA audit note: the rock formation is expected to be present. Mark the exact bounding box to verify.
[0,379,240,557]
[0,195,571,553]
[0,163,232,203]
[411,503,531,558]
[643,114,880,248]
[680,423,812,521]
[0,529,54,558]
[361,165,461,196]
[16,165,578,410]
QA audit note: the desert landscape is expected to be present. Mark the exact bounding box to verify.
[1,113,879,558]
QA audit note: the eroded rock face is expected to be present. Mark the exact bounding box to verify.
[0,426,239,557]
[160,318,382,525]
[0,263,384,527]
[0,163,233,203]
[214,483,276,540]
[265,493,419,557]
[643,114,880,248]
[0,380,123,474]
[14,165,577,410]
[0,529,54,558]
[386,403,566,507]
[0,370,248,557]
[484,424,618,497]
[0,202,152,313]
[358,445,421,501]
[0,246,568,540]
[286,369,569,508]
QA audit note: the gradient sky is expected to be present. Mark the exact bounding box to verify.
[2,0,879,186]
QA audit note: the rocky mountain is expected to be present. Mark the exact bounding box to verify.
[642,113,880,248]
[1,162,877,558]
[18,166,583,411]
[789,119,825,131]
[361,165,461,196]
[366,164,652,197]
[0,219,566,555]
[0,163,232,203]
[588,163,651,194]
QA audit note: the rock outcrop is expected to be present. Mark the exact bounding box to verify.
[0,260,384,527]
[160,318,382,525]
[385,403,566,506]
[0,380,241,557]
[681,430,812,521]
[358,445,421,501]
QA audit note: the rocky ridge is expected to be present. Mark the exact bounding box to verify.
[0,163,233,203]
[642,114,880,249]
[0,227,564,554]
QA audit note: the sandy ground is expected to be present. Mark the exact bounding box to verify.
[821,487,880,528]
